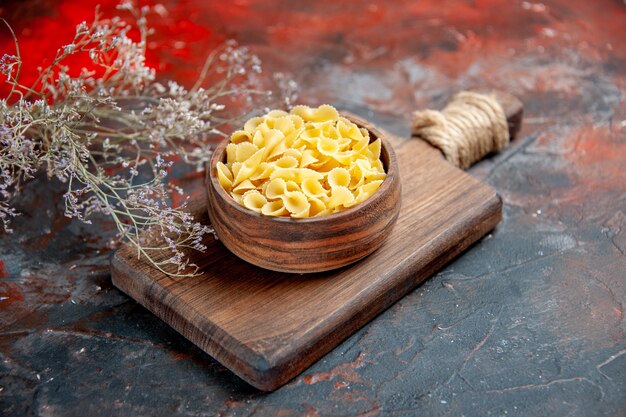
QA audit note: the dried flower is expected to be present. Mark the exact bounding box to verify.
[0,2,298,276]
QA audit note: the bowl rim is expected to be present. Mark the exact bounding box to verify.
[208,114,398,224]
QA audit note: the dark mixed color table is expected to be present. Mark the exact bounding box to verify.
[1,1,625,416]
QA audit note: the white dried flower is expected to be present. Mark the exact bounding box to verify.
[0,2,297,276]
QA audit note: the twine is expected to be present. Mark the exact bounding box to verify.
[411,91,509,169]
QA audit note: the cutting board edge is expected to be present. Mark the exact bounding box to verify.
[249,189,503,390]
[110,251,275,387]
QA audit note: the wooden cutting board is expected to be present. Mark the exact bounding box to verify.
[111,98,521,391]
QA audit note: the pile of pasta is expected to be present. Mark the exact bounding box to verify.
[216,105,386,218]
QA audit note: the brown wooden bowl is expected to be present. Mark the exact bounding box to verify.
[206,115,401,273]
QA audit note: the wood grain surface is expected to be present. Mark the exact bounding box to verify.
[111,125,503,390]
[206,115,402,273]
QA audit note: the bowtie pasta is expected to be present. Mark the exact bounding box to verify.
[216,105,386,218]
